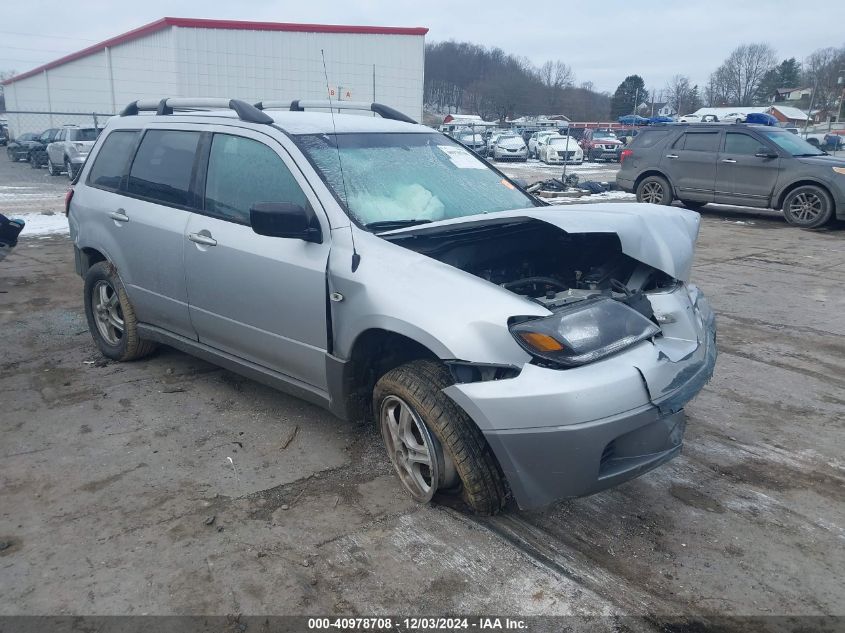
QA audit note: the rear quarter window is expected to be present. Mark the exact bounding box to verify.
[127,130,201,207]
[631,129,672,149]
[87,130,140,191]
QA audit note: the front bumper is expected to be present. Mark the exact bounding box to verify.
[444,292,717,510]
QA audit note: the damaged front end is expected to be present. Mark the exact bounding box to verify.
[378,204,717,509]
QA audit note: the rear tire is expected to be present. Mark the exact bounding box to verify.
[83,261,157,362]
[782,185,834,229]
[636,175,673,205]
[373,360,508,515]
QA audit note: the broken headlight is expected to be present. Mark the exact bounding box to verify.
[510,297,660,367]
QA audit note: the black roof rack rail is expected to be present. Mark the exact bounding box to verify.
[120,98,273,124]
[254,100,417,124]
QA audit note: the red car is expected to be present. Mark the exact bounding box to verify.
[580,129,624,162]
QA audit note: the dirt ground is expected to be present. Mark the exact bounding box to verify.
[1,156,844,622]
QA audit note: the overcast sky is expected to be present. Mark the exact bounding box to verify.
[2,0,844,95]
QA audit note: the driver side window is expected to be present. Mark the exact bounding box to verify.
[204,134,308,225]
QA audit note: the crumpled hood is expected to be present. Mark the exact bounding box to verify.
[381,203,701,281]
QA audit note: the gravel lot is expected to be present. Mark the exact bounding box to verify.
[1,156,844,623]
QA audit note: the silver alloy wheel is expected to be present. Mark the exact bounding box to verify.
[641,181,664,204]
[788,192,823,223]
[91,280,125,346]
[47,158,54,175]
[380,395,450,502]
[65,161,73,180]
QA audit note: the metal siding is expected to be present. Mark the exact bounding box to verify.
[3,25,423,124]
[174,27,424,121]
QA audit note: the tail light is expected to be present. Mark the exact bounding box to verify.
[64,188,74,216]
[620,149,633,164]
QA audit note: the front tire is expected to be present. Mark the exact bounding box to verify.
[83,262,157,361]
[47,158,59,176]
[374,360,508,515]
[636,175,673,205]
[65,159,75,180]
[782,185,834,228]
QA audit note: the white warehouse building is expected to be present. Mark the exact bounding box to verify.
[1,17,427,132]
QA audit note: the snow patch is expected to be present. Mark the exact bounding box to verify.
[12,212,69,237]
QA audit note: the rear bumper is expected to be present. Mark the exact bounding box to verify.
[616,175,636,193]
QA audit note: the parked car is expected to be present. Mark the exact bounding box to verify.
[0,124,8,146]
[617,122,845,228]
[678,114,701,123]
[648,116,675,124]
[485,131,507,156]
[29,128,60,168]
[537,134,583,165]
[581,128,624,162]
[701,114,719,123]
[456,132,486,154]
[528,130,555,158]
[68,97,716,513]
[721,112,746,123]
[6,132,41,162]
[46,125,100,180]
[745,112,777,126]
[492,133,528,161]
[617,115,649,126]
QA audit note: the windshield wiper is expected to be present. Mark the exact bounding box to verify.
[365,219,433,232]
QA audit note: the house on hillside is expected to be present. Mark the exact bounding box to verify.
[638,102,677,118]
[769,87,812,103]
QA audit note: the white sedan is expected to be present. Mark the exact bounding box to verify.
[678,114,701,123]
[528,130,555,158]
[492,134,528,161]
[721,112,747,123]
[538,134,583,165]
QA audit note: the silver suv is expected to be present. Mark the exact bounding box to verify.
[47,125,100,180]
[68,98,717,513]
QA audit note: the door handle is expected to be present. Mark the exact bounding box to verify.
[108,209,129,222]
[721,158,737,163]
[665,154,679,159]
[188,232,217,247]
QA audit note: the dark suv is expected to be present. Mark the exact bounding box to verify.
[617,123,845,228]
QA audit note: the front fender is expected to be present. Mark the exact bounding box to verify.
[327,227,543,365]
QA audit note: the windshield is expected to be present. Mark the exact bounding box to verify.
[296,132,537,227]
[760,129,824,156]
[498,135,521,143]
[594,131,617,139]
[549,137,572,146]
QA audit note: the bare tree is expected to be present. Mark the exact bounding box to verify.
[537,60,575,112]
[710,43,777,106]
[665,75,692,115]
[802,46,845,114]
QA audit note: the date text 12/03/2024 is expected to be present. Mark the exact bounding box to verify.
[307,617,528,630]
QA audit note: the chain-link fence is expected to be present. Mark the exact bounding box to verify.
[1,110,114,167]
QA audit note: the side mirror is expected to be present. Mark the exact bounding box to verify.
[250,202,322,243]
[755,147,777,159]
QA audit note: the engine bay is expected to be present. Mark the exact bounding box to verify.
[383,219,677,316]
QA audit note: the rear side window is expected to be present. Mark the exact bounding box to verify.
[675,132,720,152]
[70,128,99,142]
[204,133,308,224]
[632,130,671,148]
[87,130,139,191]
[724,133,763,155]
[127,130,201,207]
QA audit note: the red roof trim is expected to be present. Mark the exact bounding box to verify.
[2,17,428,85]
